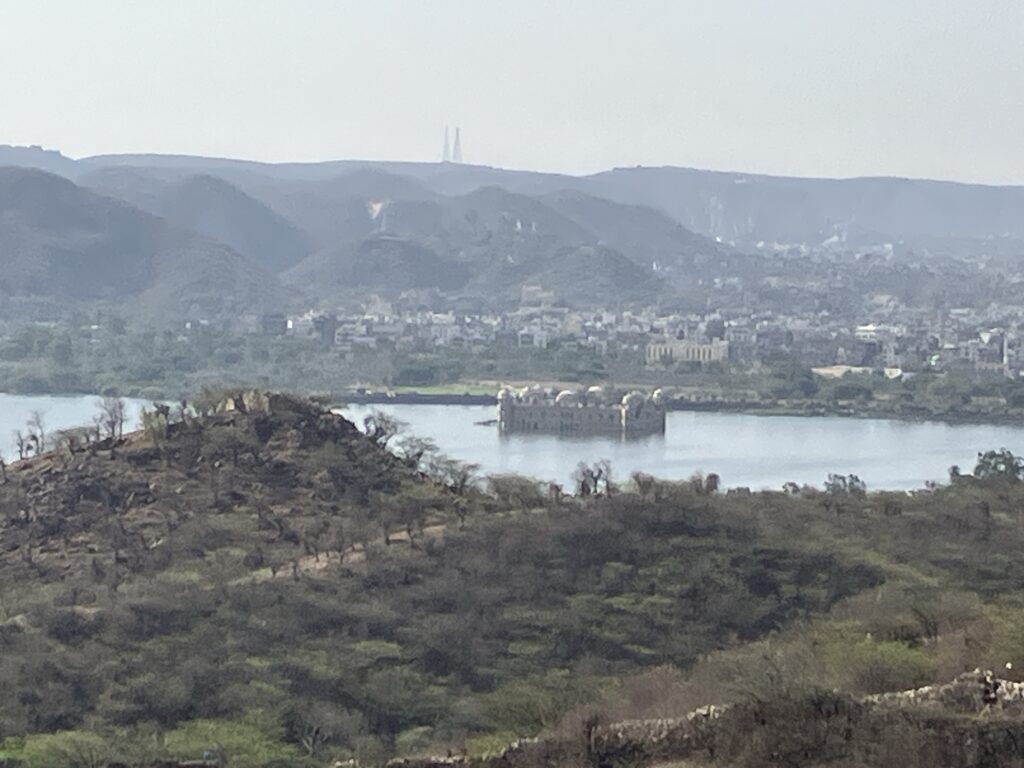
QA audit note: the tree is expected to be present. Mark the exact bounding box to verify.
[27,410,46,454]
[396,434,437,470]
[488,475,545,509]
[284,702,358,757]
[98,396,127,439]
[574,460,613,496]
[825,473,867,496]
[429,456,479,496]
[825,474,845,495]
[364,409,404,448]
[13,430,27,460]
[847,474,867,498]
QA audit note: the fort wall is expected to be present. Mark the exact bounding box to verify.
[386,672,1024,768]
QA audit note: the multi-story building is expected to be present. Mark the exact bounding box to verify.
[644,338,730,365]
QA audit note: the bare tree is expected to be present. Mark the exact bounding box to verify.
[574,462,597,496]
[288,703,357,759]
[363,409,404,448]
[397,434,437,469]
[597,459,614,495]
[574,460,613,496]
[430,456,479,495]
[13,431,27,460]
[27,410,46,454]
[98,396,127,439]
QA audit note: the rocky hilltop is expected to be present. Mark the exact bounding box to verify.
[0,392,419,596]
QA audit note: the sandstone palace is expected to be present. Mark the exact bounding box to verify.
[497,386,666,439]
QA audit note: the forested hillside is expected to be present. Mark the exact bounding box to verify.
[3,394,1024,766]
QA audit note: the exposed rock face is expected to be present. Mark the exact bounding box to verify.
[390,672,1024,768]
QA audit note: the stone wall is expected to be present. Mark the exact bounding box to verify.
[388,672,1024,768]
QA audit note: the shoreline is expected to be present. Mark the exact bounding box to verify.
[339,389,1024,429]
[3,388,1020,431]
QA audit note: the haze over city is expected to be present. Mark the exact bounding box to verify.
[2,0,1023,183]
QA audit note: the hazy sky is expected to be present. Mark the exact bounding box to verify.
[1,0,1022,182]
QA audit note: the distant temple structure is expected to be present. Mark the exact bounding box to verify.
[497,386,666,438]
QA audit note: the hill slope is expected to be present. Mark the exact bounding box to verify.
[581,165,1024,246]
[282,235,471,294]
[0,167,285,320]
[6,394,1024,767]
[282,184,671,306]
[0,393,887,766]
[82,169,313,272]
[541,189,728,271]
[0,145,81,178]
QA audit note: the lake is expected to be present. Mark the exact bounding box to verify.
[344,403,1024,491]
[3,395,1022,491]
[0,394,147,459]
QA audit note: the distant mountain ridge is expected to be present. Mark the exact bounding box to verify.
[3,143,1024,319]
[7,145,1024,246]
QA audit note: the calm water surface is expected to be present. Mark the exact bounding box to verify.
[344,404,1024,491]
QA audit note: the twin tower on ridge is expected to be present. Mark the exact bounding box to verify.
[441,126,464,164]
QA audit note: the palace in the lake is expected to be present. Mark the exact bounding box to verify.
[497,386,666,438]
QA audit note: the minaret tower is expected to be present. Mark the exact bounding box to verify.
[452,127,463,163]
[442,126,451,163]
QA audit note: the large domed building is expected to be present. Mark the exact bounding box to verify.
[496,386,666,438]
